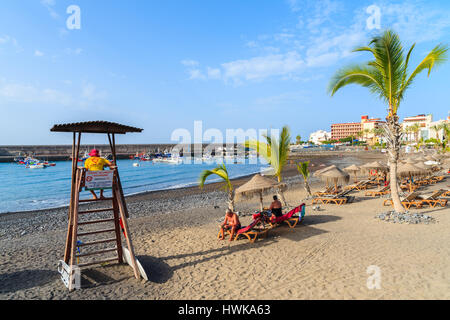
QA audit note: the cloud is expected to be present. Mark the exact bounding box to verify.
[181,59,199,67]
[0,82,72,105]
[41,0,59,19]
[65,48,83,55]
[0,79,108,108]
[34,50,44,57]
[81,83,108,101]
[221,52,304,82]
[183,0,450,84]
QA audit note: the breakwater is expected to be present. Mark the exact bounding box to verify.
[0,144,236,162]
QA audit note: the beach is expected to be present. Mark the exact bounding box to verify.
[1,152,449,300]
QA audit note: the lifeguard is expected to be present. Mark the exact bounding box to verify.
[84,149,112,199]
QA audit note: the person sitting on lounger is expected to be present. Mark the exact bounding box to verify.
[269,195,283,218]
[84,149,113,200]
[219,209,241,242]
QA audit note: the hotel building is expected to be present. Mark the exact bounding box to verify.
[331,115,385,142]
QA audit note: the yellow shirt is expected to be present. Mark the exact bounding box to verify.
[84,157,110,171]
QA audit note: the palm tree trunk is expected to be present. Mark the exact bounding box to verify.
[276,175,287,207]
[228,189,235,211]
[385,115,406,213]
[304,180,312,197]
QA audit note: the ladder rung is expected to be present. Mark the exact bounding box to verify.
[78,208,114,214]
[78,229,116,237]
[76,247,117,258]
[78,218,115,226]
[77,238,117,247]
[77,257,119,268]
[79,198,114,203]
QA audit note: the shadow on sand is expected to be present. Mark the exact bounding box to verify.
[0,269,58,294]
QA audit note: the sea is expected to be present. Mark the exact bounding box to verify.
[0,158,269,214]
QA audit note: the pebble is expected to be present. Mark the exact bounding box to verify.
[374,211,436,225]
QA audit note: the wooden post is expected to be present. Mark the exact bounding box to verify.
[64,132,81,263]
[68,168,82,291]
[114,181,140,280]
[112,169,124,264]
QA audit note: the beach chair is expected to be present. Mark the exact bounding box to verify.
[218,218,269,243]
[418,189,448,208]
[313,186,341,196]
[383,192,422,209]
[365,185,390,197]
[269,204,306,228]
[312,189,354,205]
[345,180,370,191]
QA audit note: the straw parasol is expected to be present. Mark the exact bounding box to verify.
[397,162,426,192]
[316,166,350,192]
[314,165,337,187]
[235,174,285,211]
[344,164,360,183]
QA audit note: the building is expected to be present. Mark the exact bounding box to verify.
[331,115,385,142]
[309,130,331,145]
[361,115,386,144]
[402,114,433,142]
[331,122,361,140]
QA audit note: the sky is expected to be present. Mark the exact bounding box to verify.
[0,0,449,145]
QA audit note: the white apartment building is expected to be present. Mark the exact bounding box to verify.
[309,130,331,145]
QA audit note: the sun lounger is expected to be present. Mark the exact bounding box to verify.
[312,190,355,205]
[269,204,306,228]
[383,192,422,209]
[218,217,269,243]
[365,185,390,197]
[345,180,370,191]
[418,189,448,208]
[313,186,341,196]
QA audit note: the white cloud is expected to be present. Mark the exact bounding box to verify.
[65,48,83,55]
[0,79,108,108]
[207,67,221,79]
[187,69,206,80]
[183,0,450,84]
[41,0,59,19]
[0,82,71,105]
[34,50,44,57]
[81,83,107,101]
[221,52,304,82]
[181,59,199,67]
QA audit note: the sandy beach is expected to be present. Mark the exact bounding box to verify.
[1,152,449,300]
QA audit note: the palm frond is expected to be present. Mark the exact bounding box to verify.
[328,64,385,101]
[296,161,310,180]
[399,44,448,102]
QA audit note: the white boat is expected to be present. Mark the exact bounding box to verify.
[28,164,46,169]
[153,157,182,164]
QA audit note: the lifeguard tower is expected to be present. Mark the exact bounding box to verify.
[51,121,144,291]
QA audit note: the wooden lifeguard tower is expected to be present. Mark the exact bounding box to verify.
[51,121,144,291]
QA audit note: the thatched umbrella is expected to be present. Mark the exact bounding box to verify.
[344,164,360,183]
[361,161,388,180]
[397,162,426,192]
[314,165,337,188]
[316,166,350,192]
[235,174,285,211]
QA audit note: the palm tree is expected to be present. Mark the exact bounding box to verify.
[328,30,448,213]
[296,135,302,145]
[430,124,441,141]
[409,123,421,143]
[244,126,291,205]
[297,161,312,197]
[199,163,235,211]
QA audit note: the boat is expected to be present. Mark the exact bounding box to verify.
[133,162,140,167]
[28,164,46,169]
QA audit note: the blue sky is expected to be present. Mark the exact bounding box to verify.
[1,0,449,145]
